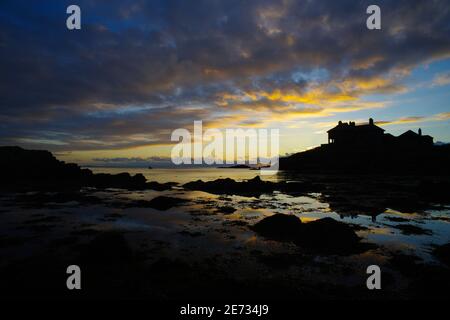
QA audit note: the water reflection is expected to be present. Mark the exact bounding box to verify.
[1,168,449,299]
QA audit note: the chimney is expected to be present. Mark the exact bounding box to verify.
[419,128,422,136]
[369,118,374,125]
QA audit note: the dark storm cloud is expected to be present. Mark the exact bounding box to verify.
[1,0,450,150]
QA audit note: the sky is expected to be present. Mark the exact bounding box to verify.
[1,0,450,166]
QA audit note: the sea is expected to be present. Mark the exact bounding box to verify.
[87,167,280,184]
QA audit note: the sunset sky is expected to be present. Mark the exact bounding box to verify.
[1,0,450,166]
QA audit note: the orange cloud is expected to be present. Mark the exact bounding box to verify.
[378,112,450,126]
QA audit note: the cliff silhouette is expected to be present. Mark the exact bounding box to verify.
[280,118,450,174]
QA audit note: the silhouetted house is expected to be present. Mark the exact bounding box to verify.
[382,133,396,145]
[326,118,433,150]
[397,129,433,149]
[281,118,441,172]
[327,118,384,148]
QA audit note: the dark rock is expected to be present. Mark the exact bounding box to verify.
[183,176,320,197]
[418,180,450,203]
[296,217,361,253]
[0,146,173,191]
[250,213,303,241]
[216,206,237,214]
[0,146,92,190]
[433,243,450,266]
[384,216,410,223]
[147,196,188,211]
[218,164,251,169]
[347,223,369,231]
[431,216,450,222]
[89,172,147,189]
[178,230,203,237]
[251,214,364,254]
[146,181,177,191]
[222,220,248,227]
[392,224,432,235]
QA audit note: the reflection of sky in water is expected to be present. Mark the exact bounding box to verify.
[1,168,449,269]
[84,177,450,262]
[88,167,282,184]
[273,194,450,261]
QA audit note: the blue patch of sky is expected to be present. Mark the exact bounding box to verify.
[291,68,330,83]
[330,58,450,141]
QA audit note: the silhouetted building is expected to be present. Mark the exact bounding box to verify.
[327,118,384,148]
[397,129,433,149]
[280,118,448,173]
[326,118,433,150]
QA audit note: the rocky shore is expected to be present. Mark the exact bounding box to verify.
[1,146,449,300]
[0,146,174,191]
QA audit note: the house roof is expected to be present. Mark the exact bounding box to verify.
[327,122,385,133]
[398,130,433,140]
[399,130,418,138]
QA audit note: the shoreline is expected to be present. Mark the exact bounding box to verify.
[0,147,449,300]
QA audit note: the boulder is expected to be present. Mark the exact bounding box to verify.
[147,196,188,211]
[296,217,361,253]
[216,206,237,215]
[250,213,302,241]
[146,181,177,191]
[251,214,363,254]
[89,172,147,189]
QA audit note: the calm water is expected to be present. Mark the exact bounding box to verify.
[87,167,279,184]
[1,166,449,274]
[85,167,450,261]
